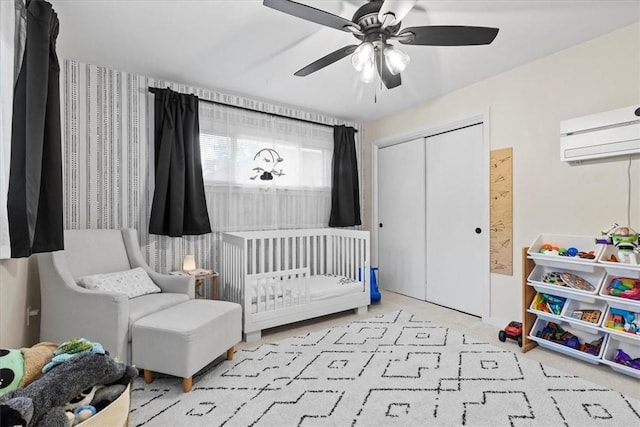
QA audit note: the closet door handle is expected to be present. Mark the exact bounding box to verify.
[475,227,482,234]
[379,223,383,228]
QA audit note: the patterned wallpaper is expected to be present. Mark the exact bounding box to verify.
[61,59,362,275]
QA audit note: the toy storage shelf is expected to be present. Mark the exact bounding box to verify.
[521,240,640,379]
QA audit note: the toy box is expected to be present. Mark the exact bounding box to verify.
[601,306,640,342]
[528,292,566,321]
[601,337,640,379]
[598,245,640,276]
[527,264,604,303]
[527,234,604,271]
[560,298,606,330]
[599,274,640,312]
[529,318,607,364]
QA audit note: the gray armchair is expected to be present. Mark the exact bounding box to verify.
[37,228,194,364]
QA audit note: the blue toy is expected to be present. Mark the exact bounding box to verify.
[359,267,381,303]
[610,308,635,324]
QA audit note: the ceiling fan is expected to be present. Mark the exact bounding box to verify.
[263,0,499,89]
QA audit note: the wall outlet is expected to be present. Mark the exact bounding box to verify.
[26,306,40,327]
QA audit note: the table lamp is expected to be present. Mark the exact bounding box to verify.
[183,255,196,272]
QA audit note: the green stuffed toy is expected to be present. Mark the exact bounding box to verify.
[0,349,24,398]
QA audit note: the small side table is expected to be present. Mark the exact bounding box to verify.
[170,270,219,300]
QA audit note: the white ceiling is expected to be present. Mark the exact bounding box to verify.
[51,0,640,122]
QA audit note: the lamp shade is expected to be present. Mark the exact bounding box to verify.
[384,45,410,75]
[183,254,196,271]
[351,42,374,71]
[360,60,376,83]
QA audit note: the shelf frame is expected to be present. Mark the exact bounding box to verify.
[521,246,538,352]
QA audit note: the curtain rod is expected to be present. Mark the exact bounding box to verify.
[147,87,356,133]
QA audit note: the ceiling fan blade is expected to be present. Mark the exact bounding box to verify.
[294,45,359,77]
[263,0,357,33]
[374,50,402,89]
[398,26,499,46]
[378,0,417,28]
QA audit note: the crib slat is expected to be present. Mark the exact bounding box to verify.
[284,237,289,270]
[303,236,313,270]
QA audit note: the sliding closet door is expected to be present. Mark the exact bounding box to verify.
[425,123,487,316]
[378,138,426,300]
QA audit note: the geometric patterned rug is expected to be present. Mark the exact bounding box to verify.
[129,310,640,426]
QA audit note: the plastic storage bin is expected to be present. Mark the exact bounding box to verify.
[527,234,604,271]
[597,245,640,275]
[601,336,640,379]
[601,305,640,343]
[527,292,566,321]
[528,317,607,364]
[527,264,604,303]
[598,274,640,312]
[560,298,607,330]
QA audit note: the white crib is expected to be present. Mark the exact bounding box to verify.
[221,228,370,341]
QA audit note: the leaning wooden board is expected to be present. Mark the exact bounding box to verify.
[490,148,513,275]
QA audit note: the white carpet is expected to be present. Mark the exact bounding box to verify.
[130,310,640,426]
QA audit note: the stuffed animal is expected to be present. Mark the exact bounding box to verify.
[90,384,126,412]
[0,349,24,398]
[42,338,105,374]
[0,352,132,427]
[66,405,96,426]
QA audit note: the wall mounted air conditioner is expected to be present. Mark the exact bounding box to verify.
[560,104,640,163]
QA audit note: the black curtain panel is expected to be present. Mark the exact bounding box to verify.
[148,88,211,237]
[8,0,63,258]
[329,125,362,227]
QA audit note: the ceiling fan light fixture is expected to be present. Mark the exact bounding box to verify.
[351,42,374,72]
[360,60,376,83]
[384,45,410,75]
[264,0,499,90]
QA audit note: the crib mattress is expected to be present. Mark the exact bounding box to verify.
[308,274,364,300]
[251,274,364,313]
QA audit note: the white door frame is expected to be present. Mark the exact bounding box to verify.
[372,110,491,321]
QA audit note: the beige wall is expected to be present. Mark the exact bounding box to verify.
[363,23,640,324]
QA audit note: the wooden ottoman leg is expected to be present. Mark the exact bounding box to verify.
[143,370,154,384]
[227,347,234,361]
[183,377,193,393]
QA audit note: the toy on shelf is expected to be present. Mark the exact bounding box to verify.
[605,277,640,300]
[613,349,640,370]
[536,321,604,356]
[537,243,595,259]
[559,272,596,291]
[542,271,564,285]
[596,223,619,245]
[596,223,639,265]
[540,271,595,292]
[570,309,602,324]
[604,308,640,335]
[532,293,566,315]
[498,321,523,347]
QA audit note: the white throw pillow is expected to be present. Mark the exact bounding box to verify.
[77,267,161,298]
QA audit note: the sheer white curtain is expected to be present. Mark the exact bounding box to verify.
[198,102,334,233]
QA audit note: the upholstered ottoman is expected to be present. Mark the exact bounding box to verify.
[132,299,241,392]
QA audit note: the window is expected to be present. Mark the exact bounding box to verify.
[197,102,336,231]
[199,104,333,189]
